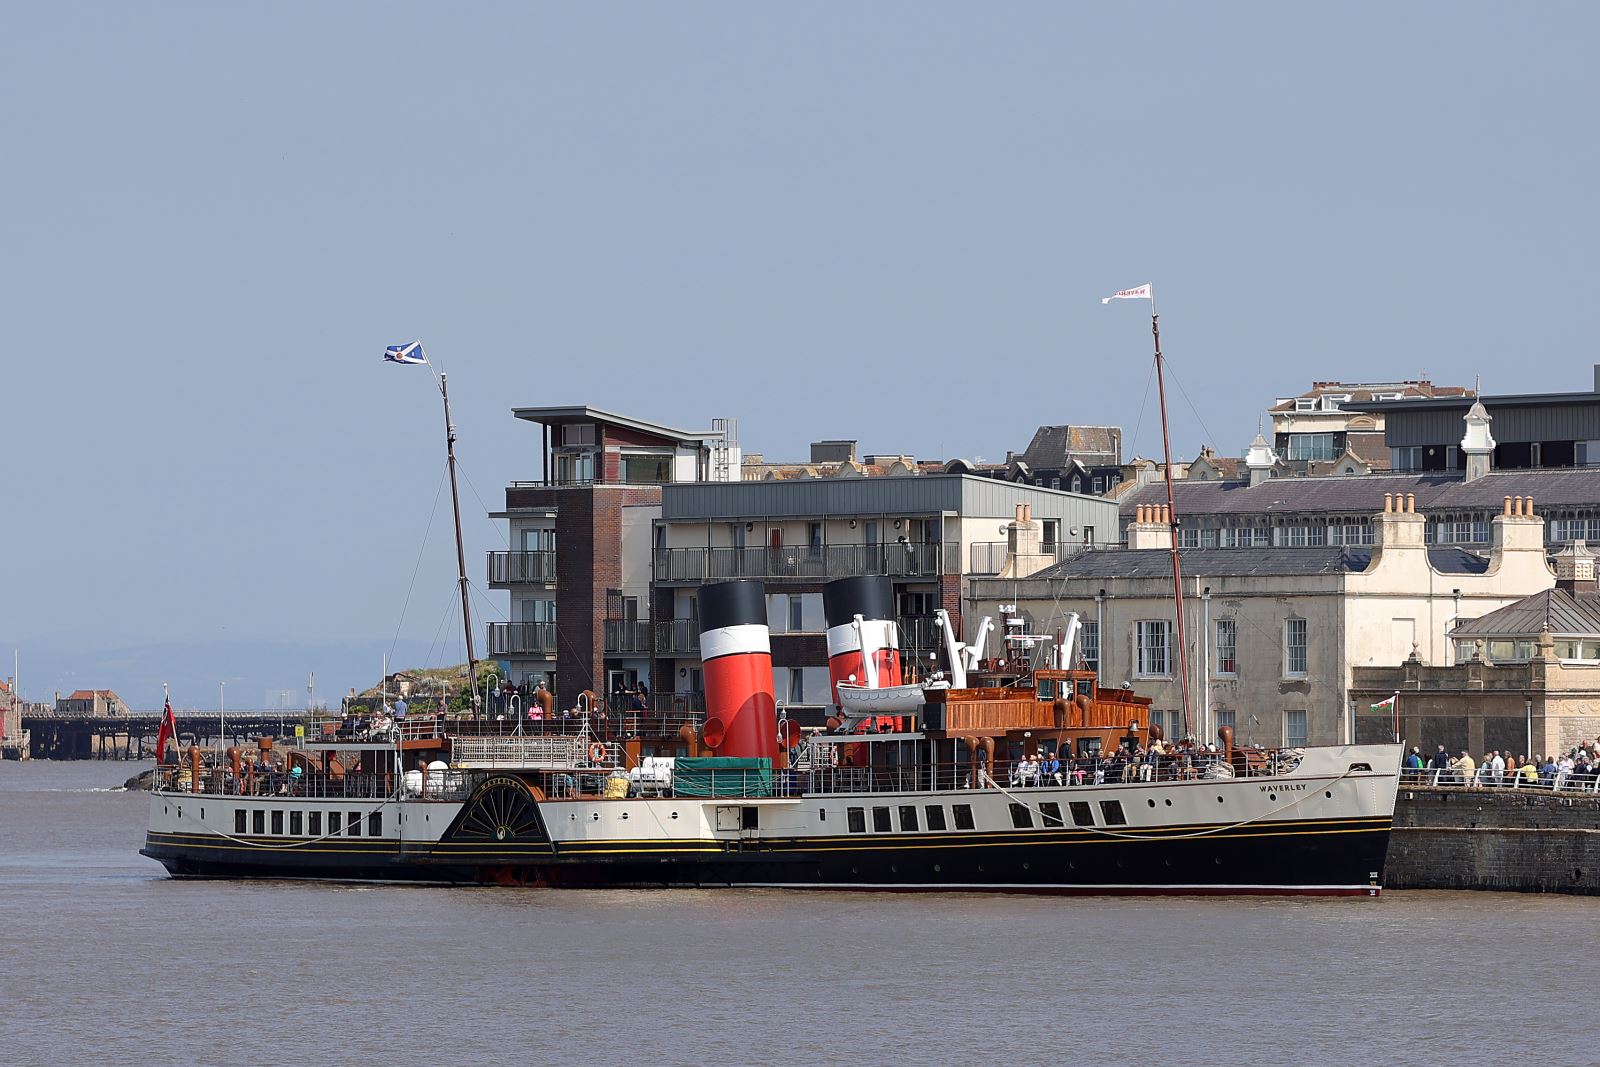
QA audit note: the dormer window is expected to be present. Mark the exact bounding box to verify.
[1294,398,1317,412]
[1320,394,1350,411]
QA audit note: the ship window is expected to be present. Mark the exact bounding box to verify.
[1099,800,1127,826]
[1036,678,1056,700]
[252,810,265,834]
[898,805,919,832]
[308,811,322,837]
[234,809,247,834]
[369,812,383,837]
[347,812,361,836]
[872,806,892,833]
[819,808,827,821]
[925,805,947,831]
[1068,801,1095,827]
[329,811,342,835]
[847,807,866,833]
[1039,802,1064,827]
[1349,763,1372,772]
[270,810,283,835]
[953,804,975,830]
[1077,679,1094,698]
[1009,803,1034,829]
[290,810,303,836]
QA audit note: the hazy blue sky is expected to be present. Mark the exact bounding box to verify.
[6,2,1598,707]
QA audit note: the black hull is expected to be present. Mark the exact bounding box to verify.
[143,818,1392,895]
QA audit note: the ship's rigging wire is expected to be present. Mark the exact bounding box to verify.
[388,461,451,670]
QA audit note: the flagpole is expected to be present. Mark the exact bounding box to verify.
[1393,690,1400,745]
[1149,290,1194,739]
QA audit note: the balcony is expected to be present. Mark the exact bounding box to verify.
[603,620,652,655]
[655,620,701,655]
[487,551,557,585]
[653,543,947,583]
[487,622,558,656]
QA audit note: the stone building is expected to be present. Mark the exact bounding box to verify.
[968,494,1555,749]
[55,689,131,716]
[1353,541,1600,757]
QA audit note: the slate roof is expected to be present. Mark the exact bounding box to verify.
[1268,381,1472,412]
[1119,467,1600,517]
[1020,425,1121,469]
[1451,588,1600,638]
[1028,545,1491,581]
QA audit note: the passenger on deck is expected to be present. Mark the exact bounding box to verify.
[1042,752,1062,786]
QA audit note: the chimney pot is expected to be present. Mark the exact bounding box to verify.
[1407,493,1417,514]
[1514,495,1524,516]
[1384,493,1393,514]
[1504,496,1512,516]
[1526,496,1535,516]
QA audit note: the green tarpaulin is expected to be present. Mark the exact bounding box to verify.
[673,756,772,797]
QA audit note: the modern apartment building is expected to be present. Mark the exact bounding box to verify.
[652,475,1119,724]
[488,406,737,701]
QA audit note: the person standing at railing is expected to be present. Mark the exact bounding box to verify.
[1454,751,1475,787]
[1488,750,1505,787]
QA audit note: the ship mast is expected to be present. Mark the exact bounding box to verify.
[438,373,479,714]
[1149,298,1193,737]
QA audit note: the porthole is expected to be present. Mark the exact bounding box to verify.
[1325,791,1333,798]
[1023,862,1030,871]
[890,865,898,875]
[621,812,629,820]
[1268,793,1277,801]
[1214,856,1223,865]
[933,864,941,873]
[1217,796,1225,803]
[569,814,576,821]
[1164,799,1173,806]
[1147,799,1156,808]
[670,811,680,820]
[590,812,600,821]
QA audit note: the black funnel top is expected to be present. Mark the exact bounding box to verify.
[699,580,767,630]
[823,574,896,628]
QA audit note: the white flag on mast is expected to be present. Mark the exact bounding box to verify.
[1101,283,1153,304]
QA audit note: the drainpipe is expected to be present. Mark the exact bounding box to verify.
[1200,584,1212,745]
[1095,589,1106,689]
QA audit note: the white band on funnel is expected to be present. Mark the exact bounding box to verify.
[700,623,772,662]
[826,619,899,658]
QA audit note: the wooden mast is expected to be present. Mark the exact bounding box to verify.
[1149,300,1193,737]
[439,373,479,713]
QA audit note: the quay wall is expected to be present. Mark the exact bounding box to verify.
[1389,788,1600,894]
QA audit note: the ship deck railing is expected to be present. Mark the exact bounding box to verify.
[154,769,402,801]
[1403,766,1600,794]
[451,736,624,770]
[581,753,1297,801]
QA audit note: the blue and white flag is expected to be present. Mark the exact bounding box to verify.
[383,341,429,365]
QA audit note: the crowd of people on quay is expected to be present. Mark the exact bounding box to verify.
[1404,740,1600,792]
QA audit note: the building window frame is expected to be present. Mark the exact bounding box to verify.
[1284,618,1308,678]
[1215,618,1237,676]
[1135,620,1172,677]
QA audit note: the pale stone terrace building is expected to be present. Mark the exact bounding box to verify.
[1353,542,1600,757]
[968,496,1555,751]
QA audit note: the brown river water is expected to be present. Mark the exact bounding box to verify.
[1,760,1595,1067]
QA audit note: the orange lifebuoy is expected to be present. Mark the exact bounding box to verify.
[588,741,607,763]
